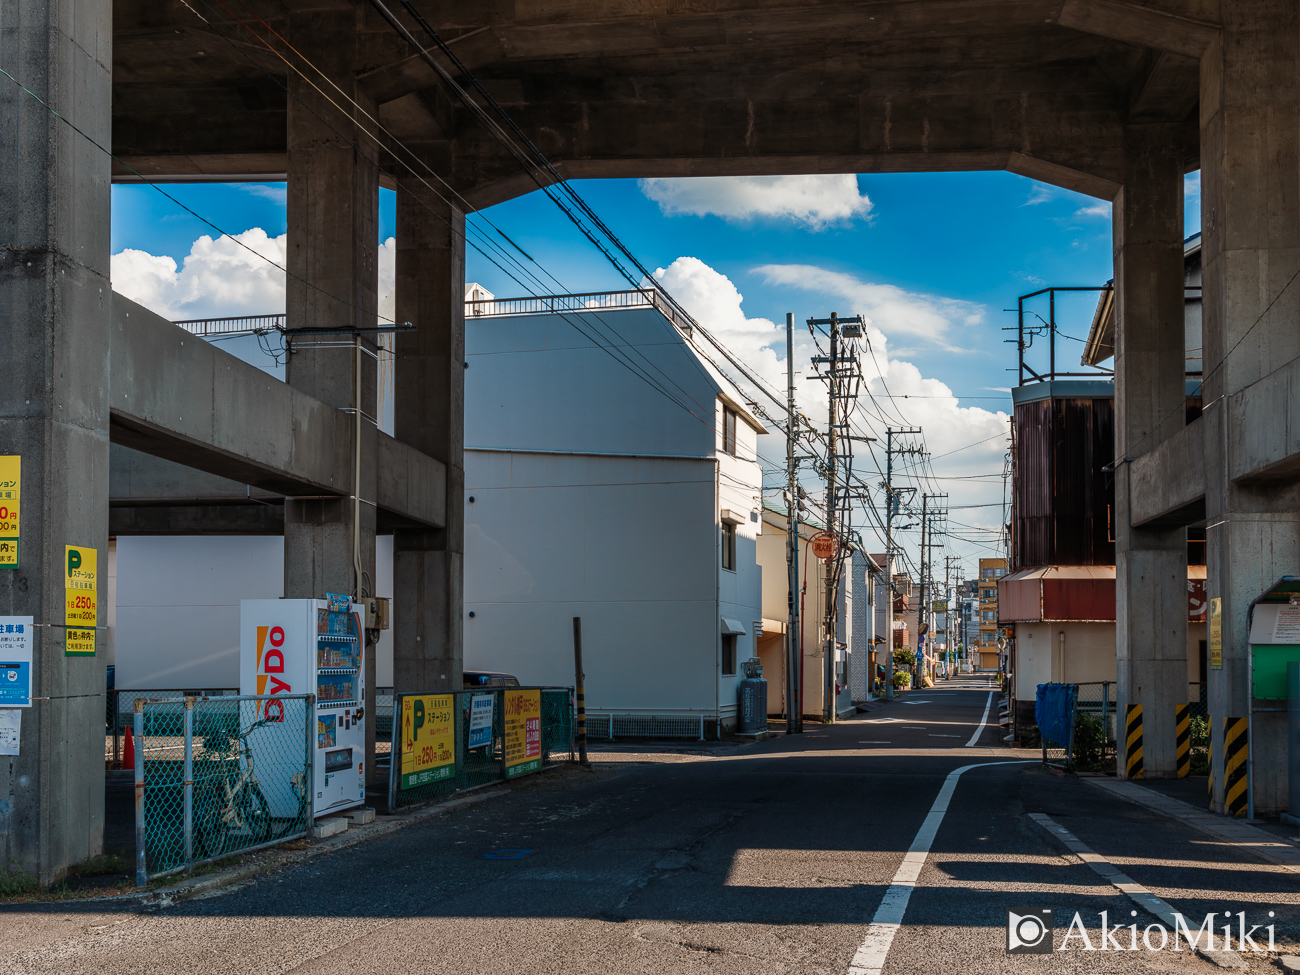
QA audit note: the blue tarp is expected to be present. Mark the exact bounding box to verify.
[1035,682,1078,748]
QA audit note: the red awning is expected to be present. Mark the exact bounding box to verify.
[999,565,1206,623]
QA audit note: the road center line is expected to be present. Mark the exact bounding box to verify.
[964,691,995,747]
[846,761,1033,975]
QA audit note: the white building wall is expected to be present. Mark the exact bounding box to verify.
[114,535,395,690]
[466,308,716,458]
[463,450,731,712]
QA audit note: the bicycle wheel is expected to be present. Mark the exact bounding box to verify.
[240,782,274,845]
[194,789,230,860]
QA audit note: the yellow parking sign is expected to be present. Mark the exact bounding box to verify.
[65,545,96,655]
[398,693,454,789]
[0,456,19,568]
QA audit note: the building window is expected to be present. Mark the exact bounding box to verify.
[721,634,737,676]
[723,406,738,456]
[721,521,736,570]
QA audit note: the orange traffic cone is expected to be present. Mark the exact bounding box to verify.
[122,726,135,770]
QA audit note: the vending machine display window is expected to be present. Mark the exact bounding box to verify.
[315,608,360,708]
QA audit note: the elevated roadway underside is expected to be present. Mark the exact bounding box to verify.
[111,0,1209,202]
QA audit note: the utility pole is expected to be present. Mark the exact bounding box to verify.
[784,313,802,735]
[882,428,922,701]
[945,555,961,678]
[916,493,947,685]
[810,312,864,723]
[823,316,838,723]
[917,493,929,687]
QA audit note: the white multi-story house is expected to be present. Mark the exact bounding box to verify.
[109,287,766,740]
[461,288,766,737]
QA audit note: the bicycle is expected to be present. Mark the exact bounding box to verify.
[194,715,306,859]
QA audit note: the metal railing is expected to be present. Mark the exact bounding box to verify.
[583,709,724,741]
[133,694,313,886]
[173,314,285,337]
[464,288,694,336]
[173,289,699,341]
[387,687,575,811]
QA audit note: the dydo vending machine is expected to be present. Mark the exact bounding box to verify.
[240,596,366,816]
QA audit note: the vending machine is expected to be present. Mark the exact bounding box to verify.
[240,595,366,818]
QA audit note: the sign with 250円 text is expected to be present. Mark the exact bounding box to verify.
[0,456,18,568]
[64,545,96,655]
[399,693,454,789]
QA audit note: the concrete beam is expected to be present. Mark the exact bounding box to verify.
[358,27,503,104]
[109,294,351,497]
[108,296,446,528]
[1229,355,1300,485]
[1128,416,1206,527]
[377,431,448,530]
[1057,0,1220,58]
[110,503,285,536]
[110,444,280,504]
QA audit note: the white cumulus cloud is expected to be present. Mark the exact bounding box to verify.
[753,264,984,352]
[640,175,872,229]
[112,230,398,324]
[112,229,287,321]
[652,256,1009,559]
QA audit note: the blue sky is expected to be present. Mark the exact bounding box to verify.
[109,171,1202,570]
[111,171,1199,401]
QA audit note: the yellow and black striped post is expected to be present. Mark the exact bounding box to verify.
[1224,717,1248,817]
[1125,704,1143,779]
[1175,704,1190,778]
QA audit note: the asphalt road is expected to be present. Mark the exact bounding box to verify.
[6,675,1299,974]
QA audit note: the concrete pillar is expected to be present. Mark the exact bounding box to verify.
[0,0,111,882]
[283,8,379,780]
[393,183,464,692]
[1113,124,1189,779]
[1201,0,1300,814]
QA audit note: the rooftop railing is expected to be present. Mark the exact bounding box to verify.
[173,313,285,337]
[173,289,697,338]
[465,288,693,336]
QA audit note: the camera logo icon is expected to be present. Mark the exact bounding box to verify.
[1007,908,1053,954]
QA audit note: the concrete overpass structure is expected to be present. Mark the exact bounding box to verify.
[2,0,1296,879]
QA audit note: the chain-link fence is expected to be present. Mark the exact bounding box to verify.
[133,694,313,885]
[388,688,574,811]
[107,688,239,765]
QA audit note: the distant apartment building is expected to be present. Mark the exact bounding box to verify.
[977,558,1007,671]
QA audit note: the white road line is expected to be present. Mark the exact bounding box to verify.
[1026,812,1245,968]
[964,691,995,747]
[847,761,1034,975]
